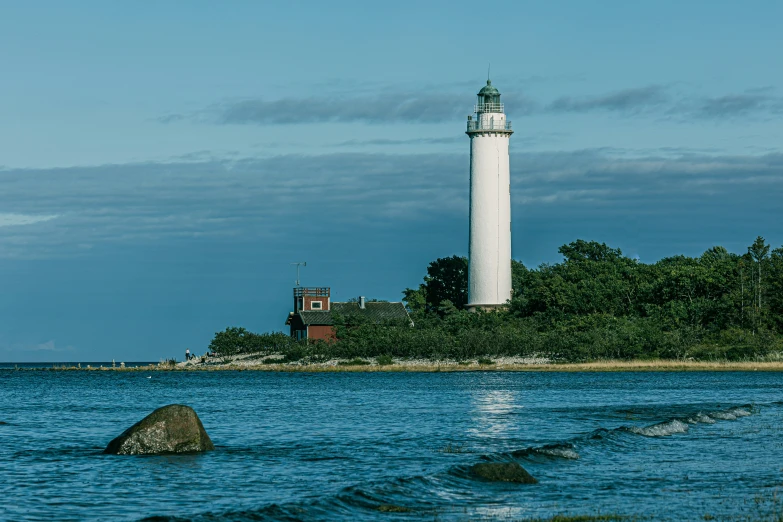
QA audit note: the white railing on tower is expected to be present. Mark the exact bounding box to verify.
[466,120,513,132]
[474,103,505,113]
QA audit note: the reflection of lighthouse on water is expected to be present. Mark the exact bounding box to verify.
[468,389,521,440]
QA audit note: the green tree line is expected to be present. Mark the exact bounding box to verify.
[209,237,783,362]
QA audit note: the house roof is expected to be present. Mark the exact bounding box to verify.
[295,301,412,327]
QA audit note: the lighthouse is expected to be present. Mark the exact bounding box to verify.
[466,79,513,309]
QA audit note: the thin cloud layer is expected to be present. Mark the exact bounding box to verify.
[548,86,783,119]
[0,213,59,227]
[688,92,783,119]
[217,94,470,124]
[160,84,783,126]
[162,91,537,125]
[547,86,670,114]
[335,137,462,147]
[1,150,781,259]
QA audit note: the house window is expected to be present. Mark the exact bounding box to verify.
[296,329,306,341]
[310,301,322,310]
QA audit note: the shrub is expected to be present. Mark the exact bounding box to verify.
[282,345,306,362]
[376,354,394,366]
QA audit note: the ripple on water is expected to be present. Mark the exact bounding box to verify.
[0,371,779,521]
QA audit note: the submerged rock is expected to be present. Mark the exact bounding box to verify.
[104,404,214,455]
[377,505,412,513]
[470,462,537,484]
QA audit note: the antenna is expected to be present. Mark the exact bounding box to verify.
[291,262,306,287]
[487,63,491,82]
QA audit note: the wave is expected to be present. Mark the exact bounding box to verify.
[512,442,581,460]
[137,403,758,522]
[710,406,752,420]
[687,413,715,424]
[506,405,756,469]
[613,405,753,438]
[626,418,690,437]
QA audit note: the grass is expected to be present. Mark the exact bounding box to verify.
[533,359,783,372]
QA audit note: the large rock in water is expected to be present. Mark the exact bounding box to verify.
[470,462,538,484]
[104,404,214,455]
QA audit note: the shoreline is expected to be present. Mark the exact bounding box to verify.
[9,358,783,372]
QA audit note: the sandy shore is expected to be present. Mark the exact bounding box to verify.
[27,356,783,372]
[180,359,783,372]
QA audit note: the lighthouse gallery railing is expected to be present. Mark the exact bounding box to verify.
[466,120,513,132]
[474,103,505,113]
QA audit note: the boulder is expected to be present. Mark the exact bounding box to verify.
[104,404,214,455]
[470,462,537,484]
[377,505,412,513]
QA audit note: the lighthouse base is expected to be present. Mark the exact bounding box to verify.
[466,303,509,313]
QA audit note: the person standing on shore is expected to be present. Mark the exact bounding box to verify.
[185,349,190,361]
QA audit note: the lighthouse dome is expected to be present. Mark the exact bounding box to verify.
[478,80,500,97]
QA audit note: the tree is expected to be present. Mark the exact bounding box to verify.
[558,239,623,263]
[423,256,469,310]
[402,285,426,312]
[767,247,783,331]
[208,327,299,357]
[511,260,529,296]
[516,240,640,318]
[209,327,251,357]
[738,255,750,328]
[748,236,770,318]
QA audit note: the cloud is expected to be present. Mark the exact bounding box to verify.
[1,149,781,260]
[156,113,186,124]
[334,137,463,147]
[160,89,537,126]
[7,340,74,352]
[547,85,670,113]
[546,85,783,120]
[685,92,783,119]
[162,83,782,126]
[0,213,59,227]
[0,153,466,258]
[30,340,58,351]
[215,93,471,124]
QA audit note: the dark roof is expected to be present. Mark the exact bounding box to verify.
[478,79,500,96]
[296,301,412,326]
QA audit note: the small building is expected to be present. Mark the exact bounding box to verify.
[285,287,412,341]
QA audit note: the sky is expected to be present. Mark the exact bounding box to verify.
[1,1,782,362]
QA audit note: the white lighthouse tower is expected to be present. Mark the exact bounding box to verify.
[466,79,513,309]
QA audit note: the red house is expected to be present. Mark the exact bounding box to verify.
[285,287,412,341]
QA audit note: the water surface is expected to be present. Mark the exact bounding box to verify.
[1,370,782,520]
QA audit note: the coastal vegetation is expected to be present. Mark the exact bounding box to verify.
[208,237,783,363]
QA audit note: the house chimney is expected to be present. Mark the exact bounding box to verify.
[359,296,366,309]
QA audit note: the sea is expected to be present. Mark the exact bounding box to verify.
[1,368,782,521]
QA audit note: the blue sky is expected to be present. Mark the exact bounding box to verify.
[1,1,781,361]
